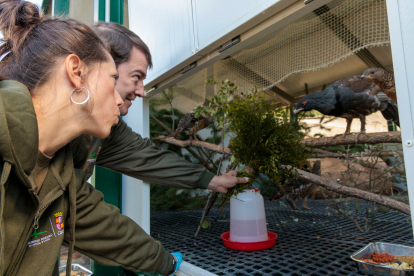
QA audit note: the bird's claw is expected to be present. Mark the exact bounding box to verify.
[354,131,366,144]
[331,133,348,141]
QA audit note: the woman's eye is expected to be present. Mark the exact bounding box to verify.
[113,75,119,81]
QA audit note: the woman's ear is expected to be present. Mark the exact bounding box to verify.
[65,54,85,90]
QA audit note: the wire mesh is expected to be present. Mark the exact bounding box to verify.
[215,0,391,93]
[151,198,411,276]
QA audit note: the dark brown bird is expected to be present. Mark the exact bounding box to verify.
[361,68,397,104]
[295,74,399,142]
[270,161,321,210]
[172,113,214,140]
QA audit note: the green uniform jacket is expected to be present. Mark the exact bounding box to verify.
[0,81,173,276]
[70,119,215,189]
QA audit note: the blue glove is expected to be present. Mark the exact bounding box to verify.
[160,252,182,276]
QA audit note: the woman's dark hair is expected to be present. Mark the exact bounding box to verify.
[91,22,152,68]
[0,0,111,91]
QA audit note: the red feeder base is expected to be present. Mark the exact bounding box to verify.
[221,231,277,251]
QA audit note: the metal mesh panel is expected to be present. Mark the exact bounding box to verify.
[151,199,411,276]
[154,0,392,110]
[214,0,391,93]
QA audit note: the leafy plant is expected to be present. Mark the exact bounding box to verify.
[194,79,308,202]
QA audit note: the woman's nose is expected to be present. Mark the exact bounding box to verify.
[115,89,124,107]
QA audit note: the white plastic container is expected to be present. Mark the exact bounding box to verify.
[230,189,268,243]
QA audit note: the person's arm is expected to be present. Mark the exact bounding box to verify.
[63,170,174,275]
[96,119,215,189]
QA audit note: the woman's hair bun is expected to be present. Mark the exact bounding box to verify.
[0,0,41,48]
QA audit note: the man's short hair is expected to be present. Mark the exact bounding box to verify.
[91,22,152,68]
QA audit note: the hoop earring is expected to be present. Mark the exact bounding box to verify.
[70,87,90,105]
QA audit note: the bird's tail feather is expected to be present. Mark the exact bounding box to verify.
[380,100,400,128]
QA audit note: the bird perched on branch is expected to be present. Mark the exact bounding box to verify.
[270,161,321,210]
[294,75,399,142]
[172,113,214,140]
[361,68,397,104]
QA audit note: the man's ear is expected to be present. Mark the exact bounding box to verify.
[65,54,85,90]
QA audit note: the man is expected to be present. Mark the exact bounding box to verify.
[66,22,247,276]
[70,22,246,193]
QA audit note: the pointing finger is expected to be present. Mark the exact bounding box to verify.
[237,177,249,183]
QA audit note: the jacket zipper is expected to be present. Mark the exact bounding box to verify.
[33,191,64,229]
[7,190,62,275]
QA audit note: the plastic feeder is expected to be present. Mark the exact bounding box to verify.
[222,189,277,251]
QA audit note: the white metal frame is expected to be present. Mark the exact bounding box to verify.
[144,0,333,97]
[386,0,414,236]
[122,98,151,234]
[124,0,414,274]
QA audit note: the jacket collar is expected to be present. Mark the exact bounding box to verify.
[0,80,38,189]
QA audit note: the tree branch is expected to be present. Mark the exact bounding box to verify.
[157,132,402,155]
[156,135,410,215]
[303,132,401,147]
[150,114,213,170]
[305,147,398,158]
[289,166,410,215]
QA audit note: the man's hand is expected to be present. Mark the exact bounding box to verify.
[206,171,249,193]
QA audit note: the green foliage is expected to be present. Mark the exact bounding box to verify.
[229,87,307,184]
[195,79,308,201]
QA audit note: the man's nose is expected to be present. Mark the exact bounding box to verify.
[134,87,145,98]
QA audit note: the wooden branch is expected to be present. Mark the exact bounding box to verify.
[302,132,401,147]
[158,136,410,215]
[306,147,401,159]
[150,115,213,170]
[157,136,231,155]
[288,166,410,215]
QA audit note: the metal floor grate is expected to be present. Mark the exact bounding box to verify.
[150,198,412,276]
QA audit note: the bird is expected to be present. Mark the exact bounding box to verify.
[361,68,397,104]
[270,161,321,210]
[294,75,399,142]
[171,113,214,140]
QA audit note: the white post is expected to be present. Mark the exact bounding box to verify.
[121,97,151,234]
[105,0,110,22]
[93,0,99,23]
[386,0,414,236]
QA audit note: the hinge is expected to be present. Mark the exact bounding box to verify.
[218,36,241,53]
[181,61,197,74]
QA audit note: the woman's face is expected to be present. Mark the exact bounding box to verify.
[84,55,123,138]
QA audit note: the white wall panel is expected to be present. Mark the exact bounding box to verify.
[193,0,281,51]
[128,0,195,84]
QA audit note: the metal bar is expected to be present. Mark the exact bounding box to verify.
[105,0,110,22]
[385,0,414,237]
[221,58,295,104]
[53,0,69,16]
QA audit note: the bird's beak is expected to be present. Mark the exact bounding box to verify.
[361,74,366,79]
[293,108,303,114]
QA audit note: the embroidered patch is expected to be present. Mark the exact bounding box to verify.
[54,212,64,230]
[87,146,101,163]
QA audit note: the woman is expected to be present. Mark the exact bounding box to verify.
[0,1,180,276]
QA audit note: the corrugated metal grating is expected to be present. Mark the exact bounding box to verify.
[151,199,411,276]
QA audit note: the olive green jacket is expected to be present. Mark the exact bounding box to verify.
[0,81,173,276]
[70,119,215,189]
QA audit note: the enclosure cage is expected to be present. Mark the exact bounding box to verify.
[43,0,414,275]
[146,0,394,136]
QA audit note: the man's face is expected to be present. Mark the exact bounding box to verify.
[116,47,148,115]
